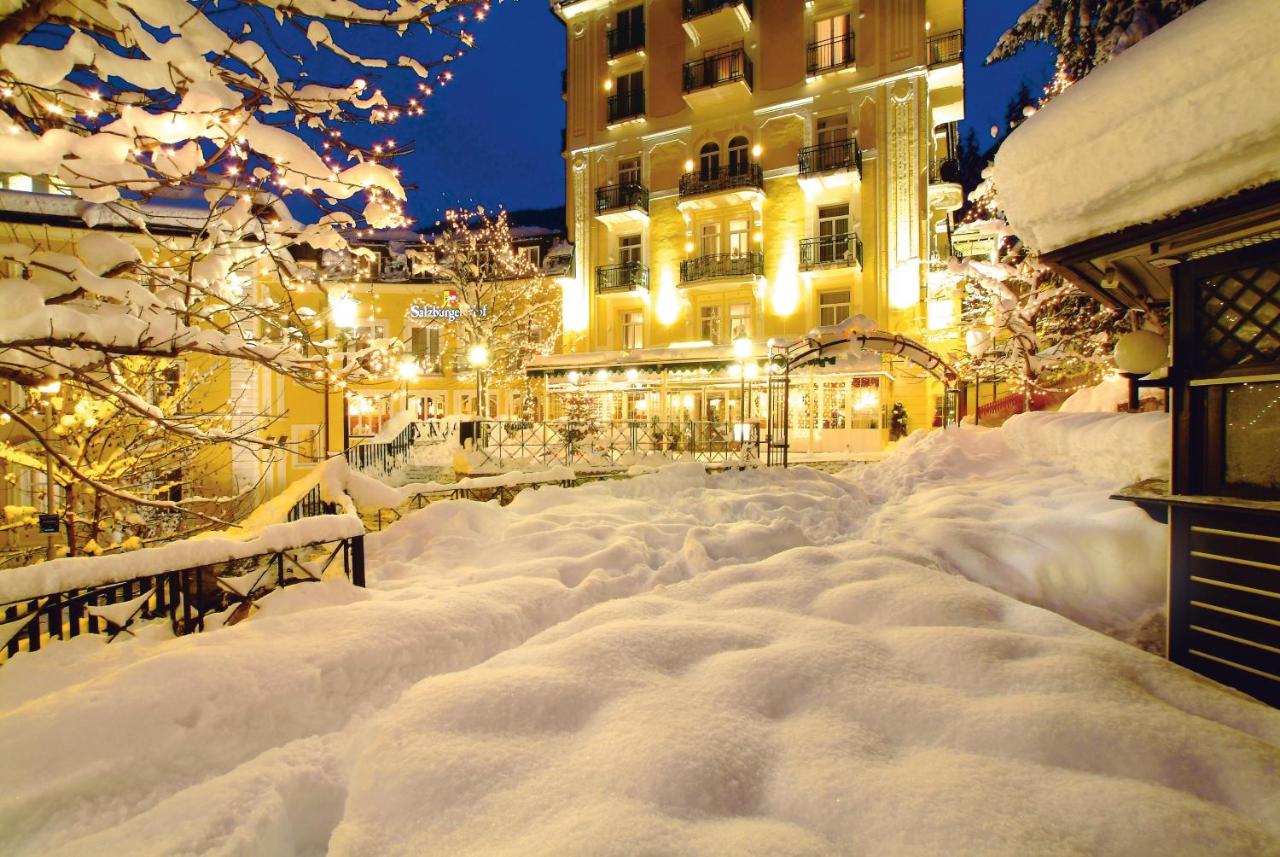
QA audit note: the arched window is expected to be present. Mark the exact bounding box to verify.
[727,136,750,176]
[699,142,721,181]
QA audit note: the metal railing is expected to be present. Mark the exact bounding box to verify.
[683,47,753,93]
[466,419,760,472]
[607,88,645,124]
[927,29,963,66]
[597,262,650,293]
[806,33,855,76]
[798,139,862,177]
[596,183,649,215]
[683,0,752,20]
[607,25,644,58]
[678,162,763,199]
[342,420,419,479]
[799,233,863,271]
[680,251,764,283]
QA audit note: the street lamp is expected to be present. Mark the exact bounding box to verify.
[36,377,61,560]
[469,343,490,418]
[732,337,752,432]
[1114,330,1169,411]
[396,356,421,414]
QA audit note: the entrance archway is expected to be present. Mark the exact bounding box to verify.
[764,326,961,466]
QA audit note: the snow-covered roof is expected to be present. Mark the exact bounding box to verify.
[994,0,1280,254]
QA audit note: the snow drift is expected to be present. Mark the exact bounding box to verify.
[0,413,1275,857]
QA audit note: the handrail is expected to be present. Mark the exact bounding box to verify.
[596,183,649,214]
[806,33,855,76]
[680,251,764,283]
[597,262,650,293]
[798,139,862,177]
[341,419,419,479]
[678,162,763,199]
[683,0,752,20]
[607,88,645,124]
[799,233,863,270]
[683,46,753,93]
[927,29,963,66]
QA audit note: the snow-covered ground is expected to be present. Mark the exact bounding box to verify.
[1,413,1277,857]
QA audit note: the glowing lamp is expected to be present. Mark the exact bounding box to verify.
[329,292,360,331]
[1113,330,1168,376]
[568,370,581,384]
[733,337,752,360]
[468,343,490,368]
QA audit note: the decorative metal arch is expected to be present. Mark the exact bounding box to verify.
[764,330,962,467]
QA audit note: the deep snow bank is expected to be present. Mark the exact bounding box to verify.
[1,412,1272,857]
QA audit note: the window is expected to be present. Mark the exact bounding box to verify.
[150,363,182,405]
[699,142,720,181]
[818,204,851,262]
[700,222,721,257]
[619,234,643,266]
[612,5,644,53]
[350,321,388,350]
[728,219,750,257]
[613,71,643,120]
[700,305,722,345]
[410,326,442,371]
[817,114,849,147]
[819,290,851,327]
[622,310,644,350]
[814,14,852,70]
[519,245,541,267]
[618,156,641,186]
[162,468,183,503]
[729,302,752,340]
[727,136,750,177]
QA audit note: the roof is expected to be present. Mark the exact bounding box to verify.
[994,0,1280,255]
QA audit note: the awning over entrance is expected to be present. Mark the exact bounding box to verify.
[528,342,884,378]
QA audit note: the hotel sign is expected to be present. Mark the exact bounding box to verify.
[407,291,488,322]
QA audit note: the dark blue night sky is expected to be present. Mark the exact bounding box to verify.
[400,0,1055,227]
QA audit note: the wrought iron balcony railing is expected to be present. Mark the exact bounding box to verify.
[806,33,855,76]
[682,47,753,94]
[607,25,645,58]
[797,139,862,177]
[799,233,863,271]
[680,251,763,283]
[682,0,752,21]
[927,29,963,66]
[607,88,645,124]
[597,262,649,294]
[596,183,650,215]
[678,162,763,199]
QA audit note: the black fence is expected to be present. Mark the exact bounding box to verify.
[927,29,963,66]
[799,233,864,271]
[596,183,649,215]
[607,25,644,58]
[679,162,763,199]
[683,47,753,93]
[597,262,650,293]
[806,33,855,76]
[680,252,764,283]
[607,88,645,124]
[798,139,862,177]
[343,420,419,478]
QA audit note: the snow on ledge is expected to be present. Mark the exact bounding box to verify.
[994,0,1280,253]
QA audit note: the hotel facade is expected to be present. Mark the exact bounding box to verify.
[543,0,967,452]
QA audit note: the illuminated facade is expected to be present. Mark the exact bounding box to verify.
[546,0,966,452]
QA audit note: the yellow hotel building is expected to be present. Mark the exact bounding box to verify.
[544,0,966,452]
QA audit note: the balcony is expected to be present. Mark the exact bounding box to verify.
[806,33,856,78]
[927,29,963,66]
[682,46,753,110]
[607,88,645,126]
[597,262,649,294]
[677,163,764,212]
[595,183,649,227]
[799,233,863,272]
[680,251,763,285]
[681,0,752,47]
[797,139,862,193]
[928,158,963,212]
[607,25,644,61]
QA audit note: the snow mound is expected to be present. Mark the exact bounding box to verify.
[1,412,1274,857]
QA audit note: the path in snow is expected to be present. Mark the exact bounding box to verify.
[0,413,1276,857]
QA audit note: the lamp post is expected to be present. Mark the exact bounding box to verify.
[396,357,421,415]
[1114,330,1169,412]
[733,337,752,437]
[36,377,61,561]
[468,343,490,418]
